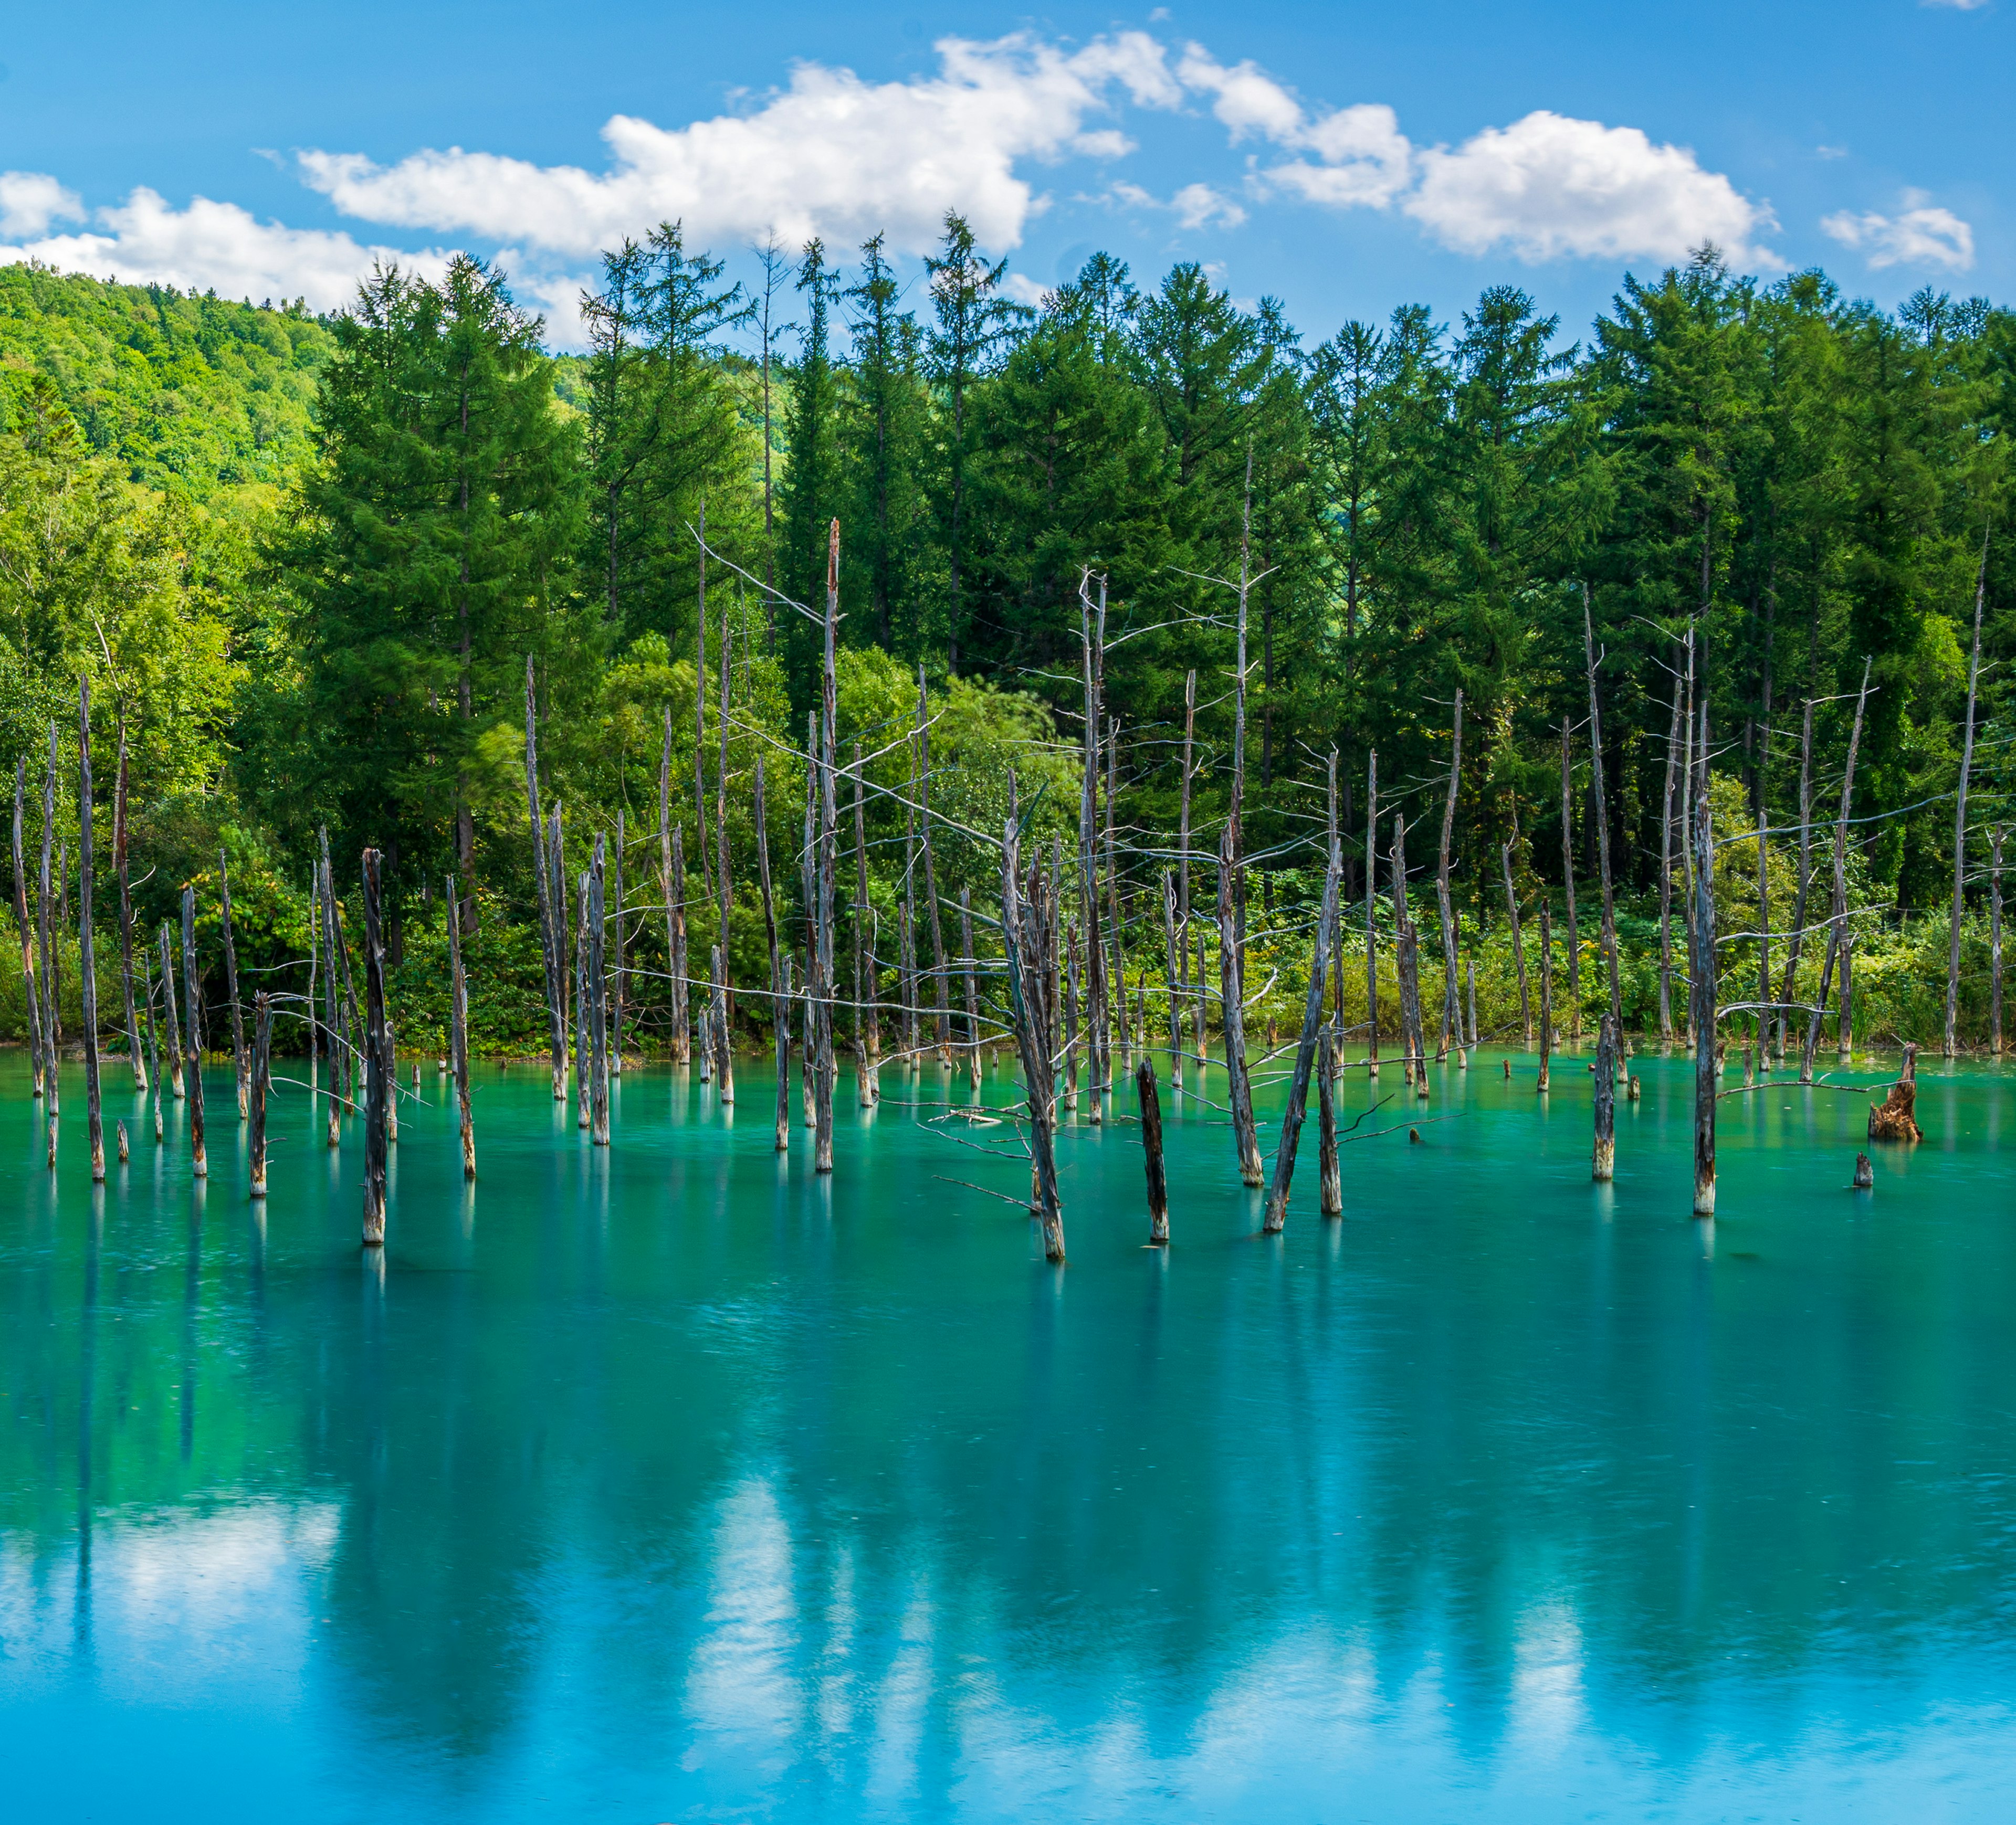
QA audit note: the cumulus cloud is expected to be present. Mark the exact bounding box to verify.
[1176,47,1413,209]
[299,33,1179,260]
[0,186,448,311]
[1404,111,1776,264]
[0,171,81,238]
[1821,197,1973,270]
[1099,178,1247,230]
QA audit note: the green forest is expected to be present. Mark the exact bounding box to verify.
[1,217,2011,1061]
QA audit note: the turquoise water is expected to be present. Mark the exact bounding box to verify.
[2,1046,2013,1822]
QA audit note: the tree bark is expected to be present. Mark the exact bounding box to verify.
[1593,1013,1616,1181]
[1136,1055,1169,1244]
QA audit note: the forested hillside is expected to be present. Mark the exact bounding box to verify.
[2,226,2012,1054]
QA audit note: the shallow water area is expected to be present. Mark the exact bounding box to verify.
[3,1045,2014,1822]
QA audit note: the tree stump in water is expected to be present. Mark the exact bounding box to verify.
[1626,1075,1642,1102]
[1852,1152,1874,1189]
[1867,1043,1922,1143]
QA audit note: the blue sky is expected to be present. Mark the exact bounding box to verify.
[0,2,2006,349]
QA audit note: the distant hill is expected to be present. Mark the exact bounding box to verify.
[0,262,337,499]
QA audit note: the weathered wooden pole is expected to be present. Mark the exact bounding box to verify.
[1945,532,1988,1057]
[1364,749,1379,1075]
[1593,1013,1616,1181]
[181,885,206,1178]
[1136,1054,1169,1244]
[249,991,270,1198]
[448,876,474,1179]
[1536,901,1552,1094]
[12,761,46,1099]
[112,725,144,1090]
[218,849,248,1117]
[1559,716,1581,1040]
[1263,840,1340,1234]
[360,849,388,1245]
[79,683,104,1182]
[159,922,185,1099]
[527,656,569,1099]
[1436,694,1463,1054]
[1776,699,1815,1059]
[1690,705,1718,1217]
[1581,584,1622,1032]
[1219,824,1262,1186]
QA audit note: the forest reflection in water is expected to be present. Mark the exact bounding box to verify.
[2,1050,2012,1821]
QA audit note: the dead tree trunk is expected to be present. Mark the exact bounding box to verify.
[181,885,205,1178]
[960,887,982,1091]
[12,762,45,1098]
[610,810,626,1074]
[1105,712,1129,1060]
[660,709,690,1066]
[1136,1055,1169,1244]
[852,743,880,1104]
[1364,750,1379,1074]
[1263,840,1340,1233]
[219,848,248,1118]
[1559,717,1581,1040]
[1945,534,1988,1056]
[113,726,144,1090]
[1001,813,1064,1261]
[79,684,103,1181]
[1658,678,1682,1040]
[38,730,58,1113]
[1755,807,1772,1070]
[1582,585,1622,1031]
[1801,662,1870,1085]
[1991,827,2005,1058]
[1690,705,1718,1217]
[159,922,185,1100]
[1179,669,1198,1070]
[1776,699,1815,1060]
[361,849,388,1244]
[813,524,840,1173]
[1501,819,1531,1043]
[1219,824,1262,1186]
[590,836,610,1143]
[249,991,271,1197]
[1317,1022,1342,1216]
[1437,695,1463,1055]
[448,875,474,1178]
[1593,1013,1616,1181]
[574,873,592,1126]
[527,657,568,1099]
[1537,902,1552,1093]
[917,661,951,1069]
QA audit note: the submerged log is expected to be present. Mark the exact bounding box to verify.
[1136,1055,1169,1245]
[361,848,388,1245]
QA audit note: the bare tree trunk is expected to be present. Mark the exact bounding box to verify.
[1432,700,1463,1059]
[917,662,951,1069]
[1690,705,1717,1216]
[448,876,474,1178]
[249,991,271,1197]
[12,762,45,1098]
[754,755,789,1149]
[1136,1055,1169,1244]
[1536,902,1552,1093]
[1317,1022,1342,1216]
[1558,717,1580,1040]
[960,888,981,1092]
[1219,824,1262,1186]
[1105,713,1129,1061]
[1776,700,1815,1060]
[79,684,103,1181]
[1801,662,1870,1084]
[1592,1013,1616,1180]
[1945,535,1988,1056]
[361,849,387,1243]
[1755,807,1772,1069]
[38,730,58,1112]
[1501,818,1531,1043]
[813,523,840,1172]
[219,849,247,1118]
[527,657,568,1099]
[1179,669,1197,1069]
[1264,839,1340,1233]
[1077,579,1104,1118]
[1658,679,1682,1039]
[660,710,689,1066]
[1364,751,1379,1073]
[1991,828,2004,1058]
[590,836,610,1143]
[159,922,185,1101]
[610,810,626,1074]
[113,725,144,1090]
[1000,815,1063,1261]
[181,886,205,1179]
[1582,584,1622,1030]
[852,744,880,1104]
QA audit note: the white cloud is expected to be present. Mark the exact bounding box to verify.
[1821,197,1973,270]
[1096,178,1247,230]
[0,171,81,238]
[299,32,1178,260]
[0,186,448,311]
[1920,0,1990,10]
[1404,111,1776,264]
[1176,48,1412,209]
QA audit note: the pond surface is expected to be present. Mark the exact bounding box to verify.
[2,1045,2013,1822]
